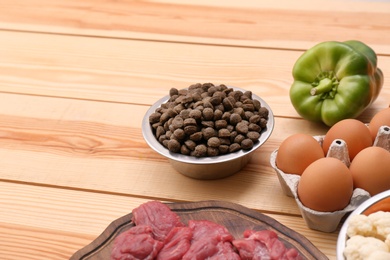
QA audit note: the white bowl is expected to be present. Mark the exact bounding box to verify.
[142,86,274,179]
[337,190,390,259]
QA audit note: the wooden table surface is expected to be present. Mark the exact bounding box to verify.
[1,0,390,259]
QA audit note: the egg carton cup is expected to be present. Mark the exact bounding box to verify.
[270,125,389,233]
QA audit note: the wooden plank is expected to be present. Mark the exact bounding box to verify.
[1,31,389,119]
[0,92,332,216]
[0,0,389,53]
[0,182,338,259]
[0,223,96,260]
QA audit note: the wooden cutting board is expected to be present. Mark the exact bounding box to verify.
[70,200,328,260]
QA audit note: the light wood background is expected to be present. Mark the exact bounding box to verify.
[0,0,389,259]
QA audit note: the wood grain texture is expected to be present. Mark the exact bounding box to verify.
[0,182,337,259]
[1,31,389,120]
[0,93,330,216]
[1,0,390,53]
[1,1,389,259]
[0,223,94,260]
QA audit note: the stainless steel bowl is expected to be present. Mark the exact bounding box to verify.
[337,190,390,259]
[142,86,274,179]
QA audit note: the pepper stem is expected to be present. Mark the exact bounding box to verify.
[310,78,333,96]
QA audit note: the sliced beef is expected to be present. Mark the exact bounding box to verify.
[182,220,240,260]
[131,201,183,242]
[234,229,303,260]
[110,225,163,260]
[156,226,193,260]
[189,219,234,243]
[210,241,241,260]
[233,238,270,260]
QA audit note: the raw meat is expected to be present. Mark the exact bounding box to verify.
[110,225,163,260]
[233,238,270,260]
[182,220,240,260]
[156,226,193,260]
[132,200,183,241]
[189,219,234,243]
[234,229,303,260]
[112,201,304,260]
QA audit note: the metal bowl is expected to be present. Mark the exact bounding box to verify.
[142,86,274,179]
[337,190,390,259]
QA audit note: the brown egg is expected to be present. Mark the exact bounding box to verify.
[369,108,390,141]
[350,146,390,196]
[276,133,324,175]
[297,157,353,212]
[323,119,372,160]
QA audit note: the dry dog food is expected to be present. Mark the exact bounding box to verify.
[149,83,269,157]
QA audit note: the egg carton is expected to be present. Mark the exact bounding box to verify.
[270,125,389,233]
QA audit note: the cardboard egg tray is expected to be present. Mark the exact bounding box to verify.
[270,125,389,233]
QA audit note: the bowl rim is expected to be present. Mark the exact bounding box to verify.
[336,190,390,259]
[142,86,275,165]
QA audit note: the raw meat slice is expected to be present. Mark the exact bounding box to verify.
[110,225,163,260]
[233,238,270,260]
[183,220,240,260]
[131,201,183,241]
[156,226,193,260]
[182,236,220,260]
[209,241,241,260]
[234,229,303,260]
[189,219,234,242]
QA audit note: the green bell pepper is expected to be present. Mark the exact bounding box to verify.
[290,40,384,126]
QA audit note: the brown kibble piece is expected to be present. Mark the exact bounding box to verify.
[184,125,198,135]
[229,143,241,153]
[149,112,161,124]
[202,107,214,120]
[219,138,231,145]
[190,132,203,142]
[259,107,269,118]
[192,144,207,157]
[222,97,235,111]
[249,114,261,124]
[156,126,165,139]
[236,121,249,134]
[180,109,191,119]
[218,129,231,138]
[241,139,254,150]
[189,109,202,120]
[167,139,181,153]
[184,118,197,126]
[173,128,185,140]
[210,95,222,106]
[207,137,221,148]
[249,123,261,132]
[181,145,191,155]
[184,140,197,150]
[234,134,246,144]
[259,118,268,129]
[219,145,229,154]
[247,131,261,142]
[215,120,227,129]
[242,103,255,112]
[207,147,219,157]
[201,121,214,128]
[230,113,242,125]
[169,88,179,97]
[202,127,216,140]
[213,109,223,120]
[171,117,184,130]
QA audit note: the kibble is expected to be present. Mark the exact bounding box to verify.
[149,83,269,157]
[241,139,254,150]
